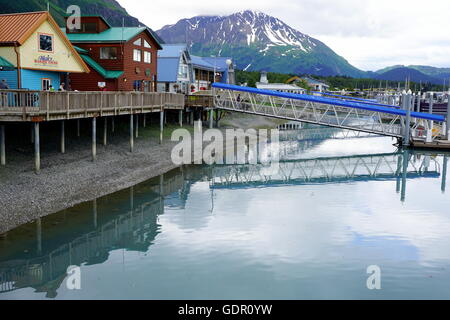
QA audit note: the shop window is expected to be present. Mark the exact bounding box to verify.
[39,34,53,52]
[133,49,141,62]
[144,51,151,64]
[100,47,118,60]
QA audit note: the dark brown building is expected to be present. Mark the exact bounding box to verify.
[64,16,162,91]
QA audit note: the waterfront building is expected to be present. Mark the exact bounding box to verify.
[256,71,306,94]
[301,76,330,92]
[157,44,194,94]
[0,11,89,90]
[191,55,235,92]
[63,15,162,91]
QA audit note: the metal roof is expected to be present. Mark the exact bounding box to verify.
[212,83,446,122]
[158,44,189,58]
[0,11,47,45]
[80,54,123,79]
[63,27,163,49]
[191,55,218,71]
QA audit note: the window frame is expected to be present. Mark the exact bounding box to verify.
[133,49,142,62]
[38,33,54,53]
[133,38,142,46]
[144,40,151,48]
[100,47,119,60]
[144,51,152,64]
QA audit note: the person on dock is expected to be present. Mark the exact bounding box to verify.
[0,79,10,90]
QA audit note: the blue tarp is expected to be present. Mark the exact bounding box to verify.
[212,83,446,122]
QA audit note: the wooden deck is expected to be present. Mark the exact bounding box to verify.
[0,90,185,122]
[185,94,214,109]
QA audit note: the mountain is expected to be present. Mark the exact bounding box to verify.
[377,65,450,82]
[375,67,440,84]
[157,10,366,78]
[0,0,144,27]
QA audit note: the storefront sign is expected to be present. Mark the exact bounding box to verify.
[34,55,58,67]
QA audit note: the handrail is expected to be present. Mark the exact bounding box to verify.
[212,83,445,122]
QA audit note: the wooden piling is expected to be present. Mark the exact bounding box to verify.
[0,124,5,166]
[61,121,65,154]
[130,114,134,153]
[92,118,97,162]
[160,110,164,144]
[103,118,107,146]
[34,122,40,173]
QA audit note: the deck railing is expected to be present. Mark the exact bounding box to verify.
[0,90,185,118]
[185,94,214,108]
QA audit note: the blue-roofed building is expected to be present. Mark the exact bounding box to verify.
[191,56,235,92]
[157,44,193,94]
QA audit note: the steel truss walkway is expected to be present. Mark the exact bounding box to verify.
[212,83,448,143]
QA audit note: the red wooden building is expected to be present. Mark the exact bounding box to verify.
[64,16,162,92]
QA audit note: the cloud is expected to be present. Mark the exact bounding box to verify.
[118,0,450,71]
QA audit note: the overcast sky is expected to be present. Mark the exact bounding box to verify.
[118,0,450,71]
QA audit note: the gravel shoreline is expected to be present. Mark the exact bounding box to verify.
[0,125,182,234]
[0,114,284,234]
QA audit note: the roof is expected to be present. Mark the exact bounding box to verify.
[256,83,306,91]
[157,57,179,82]
[0,11,89,73]
[212,83,446,123]
[191,55,220,71]
[303,77,330,86]
[158,44,190,59]
[63,14,112,28]
[63,27,163,49]
[0,11,48,45]
[0,56,14,69]
[80,54,123,79]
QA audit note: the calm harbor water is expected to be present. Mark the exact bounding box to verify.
[0,126,449,300]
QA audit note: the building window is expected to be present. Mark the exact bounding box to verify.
[42,78,52,91]
[100,47,118,60]
[178,64,188,79]
[81,22,97,33]
[39,34,53,52]
[144,40,151,48]
[133,38,142,46]
[144,51,151,64]
[133,49,141,62]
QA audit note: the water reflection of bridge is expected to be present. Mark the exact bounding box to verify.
[0,169,184,297]
[209,151,448,205]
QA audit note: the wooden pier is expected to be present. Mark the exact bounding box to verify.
[0,89,186,173]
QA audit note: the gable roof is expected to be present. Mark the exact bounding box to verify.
[0,11,48,45]
[0,11,90,73]
[63,27,163,49]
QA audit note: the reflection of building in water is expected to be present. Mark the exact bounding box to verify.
[0,171,185,297]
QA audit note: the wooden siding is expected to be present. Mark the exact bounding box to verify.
[69,30,159,92]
